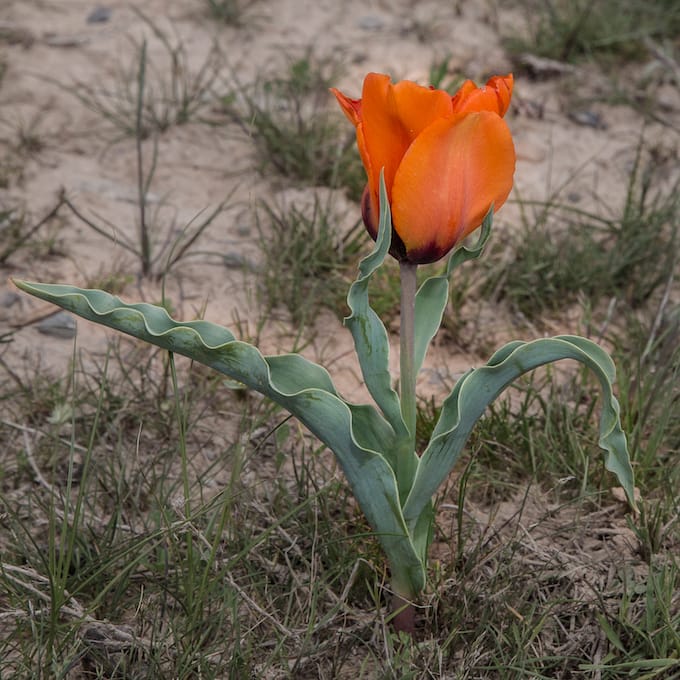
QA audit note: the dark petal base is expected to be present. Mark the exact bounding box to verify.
[361,183,408,263]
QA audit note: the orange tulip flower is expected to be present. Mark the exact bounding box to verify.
[331,73,515,264]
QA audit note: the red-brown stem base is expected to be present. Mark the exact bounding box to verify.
[391,592,416,634]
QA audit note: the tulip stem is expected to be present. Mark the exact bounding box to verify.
[392,590,416,634]
[400,261,418,448]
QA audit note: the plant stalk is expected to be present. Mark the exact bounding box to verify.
[136,39,151,276]
[394,260,418,635]
[391,590,416,635]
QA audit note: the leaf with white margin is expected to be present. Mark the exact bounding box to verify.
[14,280,428,596]
[344,172,408,443]
[344,172,415,500]
[402,335,636,531]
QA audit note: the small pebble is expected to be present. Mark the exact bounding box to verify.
[223,252,252,269]
[568,110,607,129]
[37,311,76,339]
[86,6,112,24]
[357,15,385,31]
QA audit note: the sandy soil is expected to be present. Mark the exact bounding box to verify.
[2,0,677,394]
[0,0,677,512]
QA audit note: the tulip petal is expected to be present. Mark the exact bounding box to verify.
[391,112,515,264]
[451,74,513,117]
[389,78,456,141]
[330,87,361,126]
[358,74,454,210]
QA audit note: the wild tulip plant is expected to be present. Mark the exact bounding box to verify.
[15,73,636,634]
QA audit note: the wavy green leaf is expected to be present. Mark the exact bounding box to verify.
[402,335,636,530]
[14,279,426,595]
[344,172,408,446]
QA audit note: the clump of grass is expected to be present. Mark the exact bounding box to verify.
[595,560,680,674]
[0,104,49,161]
[62,52,233,284]
[252,195,364,328]
[614,302,680,494]
[204,0,258,26]
[483,145,679,320]
[0,336,381,677]
[416,395,442,453]
[0,204,28,262]
[221,53,365,199]
[505,0,680,65]
[0,196,65,264]
[85,269,135,295]
[64,10,222,138]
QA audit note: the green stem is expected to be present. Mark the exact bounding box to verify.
[400,261,418,449]
[392,591,416,635]
[394,262,419,634]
